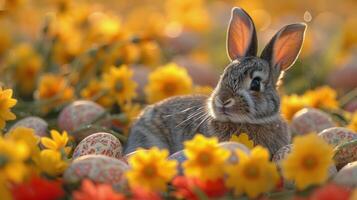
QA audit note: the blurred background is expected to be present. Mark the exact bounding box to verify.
[0,0,356,120]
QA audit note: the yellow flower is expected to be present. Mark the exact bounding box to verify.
[35,74,74,112]
[145,63,193,103]
[125,147,177,191]
[35,149,68,177]
[281,94,308,121]
[303,86,339,110]
[6,43,42,95]
[80,79,114,108]
[230,133,254,149]
[102,65,137,106]
[41,130,71,155]
[6,127,40,158]
[282,133,334,190]
[225,146,279,198]
[0,87,17,129]
[347,111,357,132]
[122,102,141,125]
[183,134,229,181]
[0,137,29,183]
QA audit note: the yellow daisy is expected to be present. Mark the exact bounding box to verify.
[183,134,229,181]
[282,133,334,190]
[144,63,193,104]
[102,65,137,106]
[281,94,308,121]
[303,86,339,110]
[230,133,255,149]
[125,147,177,191]
[0,87,17,129]
[6,127,40,158]
[35,149,68,177]
[225,146,279,198]
[41,130,71,155]
[80,79,114,108]
[0,137,30,183]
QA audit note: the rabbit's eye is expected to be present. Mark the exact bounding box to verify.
[250,77,261,92]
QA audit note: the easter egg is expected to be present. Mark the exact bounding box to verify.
[219,142,250,164]
[58,100,106,132]
[318,127,357,147]
[334,139,357,169]
[333,161,357,187]
[72,132,122,159]
[290,108,335,136]
[10,116,48,137]
[64,155,129,187]
[168,150,187,175]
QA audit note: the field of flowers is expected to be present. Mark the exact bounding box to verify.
[0,0,357,199]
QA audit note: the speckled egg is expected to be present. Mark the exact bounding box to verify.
[73,132,122,159]
[64,155,129,187]
[290,108,335,136]
[318,127,357,147]
[334,139,357,169]
[168,150,187,175]
[10,116,48,137]
[219,142,250,164]
[58,100,106,132]
[333,161,357,187]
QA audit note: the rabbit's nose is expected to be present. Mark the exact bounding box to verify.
[215,97,235,108]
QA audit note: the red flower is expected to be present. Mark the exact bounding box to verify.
[172,176,227,200]
[309,184,351,200]
[73,179,125,200]
[11,176,64,200]
[131,187,162,200]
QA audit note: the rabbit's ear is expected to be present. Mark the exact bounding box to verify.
[227,7,257,61]
[261,23,307,71]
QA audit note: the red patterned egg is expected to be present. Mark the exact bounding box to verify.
[64,155,129,187]
[291,108,335,136]
[334,139,357,169]
[318,127,357,147]
[219,142,250,164]
[333,161,357,187]
[10,116,48,137]
[58,100,106,132]
[73,132,122,159]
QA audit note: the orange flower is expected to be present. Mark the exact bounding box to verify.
[73,179,125,200]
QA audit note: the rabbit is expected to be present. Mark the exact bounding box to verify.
[124,7,306,156]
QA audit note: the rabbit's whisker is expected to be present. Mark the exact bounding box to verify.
[175,109,205,128]
[163,105,201,118]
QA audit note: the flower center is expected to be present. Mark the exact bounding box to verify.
[0,155,9,168]
[302,155,317,170]
[143,166,157,178]
[244,165,260,179]
[163,83,176,95]
[197,152,212,166]
[115,82,123,92]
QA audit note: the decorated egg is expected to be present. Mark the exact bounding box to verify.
[10,116,48,137]
[272,144,292,169]
[334,139,357,169]
[318,127,357,147]
[168,150,187,175]
[219,142,250,164]
[58,100,106,132]
[333,161,357,187]
[72,132,122,159]
[290,108,335,136]
[64,155,129,187]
